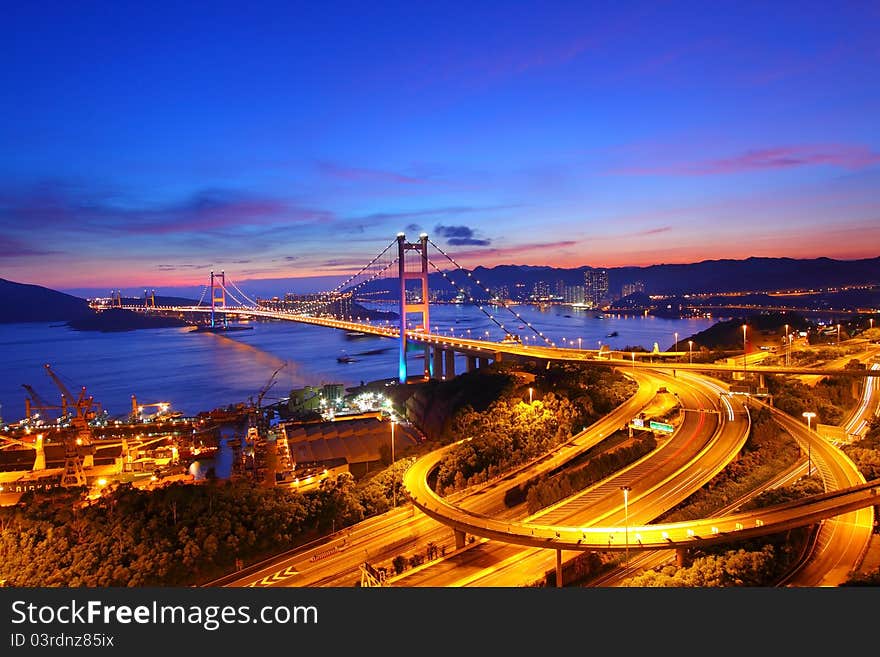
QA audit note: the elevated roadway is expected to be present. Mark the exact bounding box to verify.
[402,365,879,585]
[129,304,880,379]
[397,370,747,586]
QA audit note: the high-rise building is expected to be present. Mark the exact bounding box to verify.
[555,279,566,299]
[563,285,585,304]
[532,280,551,300]
[621,280,645,298]
[584,269,608,307]
[491,284,509,302]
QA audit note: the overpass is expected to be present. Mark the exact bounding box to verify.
[403,439,879,557]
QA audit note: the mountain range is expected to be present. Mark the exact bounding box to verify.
[2,255,878,323]
[360,255,880,299]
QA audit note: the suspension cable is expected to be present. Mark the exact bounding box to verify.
[293,257,399,317]
[424,257,517,339]
[226,278,259,307]
[218,283,246,307]
[426,237,556,347]
[195,285,208,307]
[316,238,398,300]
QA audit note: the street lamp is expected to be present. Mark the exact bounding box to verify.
[784,323,790,367]
[836,323,841,345]
[528,387,533,404]
[578,337,582,350]
[390,419,397,507]
[802,411,816,477]
[620,485,631,566]
[688,340,693,364]
[674,331,678,353]
[742,324,748,374]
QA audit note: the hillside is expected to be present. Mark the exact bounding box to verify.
[0,278,93,323]
[357,256,880,299]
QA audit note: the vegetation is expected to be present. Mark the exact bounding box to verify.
[622,543,789,587]
[433,363,637,495]
[842,418,880,482]
[621,479,821,587]
[435,393,577,494]
[535,362,638,432]
[523,433,656,514]
[765,375,859,426]
[685,312,808,351]
[393,367,518,443]
[0,463,415,587]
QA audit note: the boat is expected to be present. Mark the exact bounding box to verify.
[192,324,254,333]
[606,331,619,337]
[337,353,356,363]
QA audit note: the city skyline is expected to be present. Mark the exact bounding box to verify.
[2,1,879,293]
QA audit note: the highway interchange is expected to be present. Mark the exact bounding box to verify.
[212,342,880,588]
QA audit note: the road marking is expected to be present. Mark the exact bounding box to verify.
[247,565,300,587]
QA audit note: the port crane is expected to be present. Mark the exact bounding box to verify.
[43,364,96,487]
[244,363,288,484]
[0,433,46,470]
[22,383,66,422]
[129,395,173,422]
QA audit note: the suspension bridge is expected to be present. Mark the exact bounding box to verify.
[119,232,880,382]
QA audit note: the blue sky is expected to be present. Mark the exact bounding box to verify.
[1,0,878,297]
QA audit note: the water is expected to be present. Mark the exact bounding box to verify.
[0,304,719,423]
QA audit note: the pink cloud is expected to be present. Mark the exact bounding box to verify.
[450,240,579,262]
[1,185,331,236]
[615,144,880,176]
[316,161,428,185]
[0,234,60,257]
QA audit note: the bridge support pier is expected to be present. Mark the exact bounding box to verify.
[675,548,689,568]
[478,357,490,369]
[444,350,455,379]
[556,549,563,588]
[466,355,476,372]
[454,529,466,550]
[433,348,444,380]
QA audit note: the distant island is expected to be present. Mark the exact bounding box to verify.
[67,308,191,332]
[0,278,92,323]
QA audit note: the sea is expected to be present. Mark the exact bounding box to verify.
[0,303,721,425]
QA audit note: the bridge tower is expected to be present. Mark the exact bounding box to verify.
[144,289,156,308]
[210,271,228,329]
[112,290,122,308]
[397,233,431,383]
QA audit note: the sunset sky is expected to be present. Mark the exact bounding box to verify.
[2,1,879,297]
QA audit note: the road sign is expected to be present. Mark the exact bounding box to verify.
[631,417,644,428]
[649,420,674,433]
